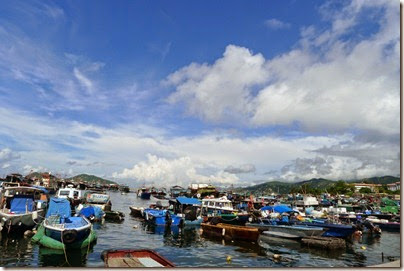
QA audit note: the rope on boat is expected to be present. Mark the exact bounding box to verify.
[86,224,93,258]
[61,229,71,267]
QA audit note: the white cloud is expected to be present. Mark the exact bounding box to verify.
[167,1,399,135]
[166,45,268,123]
[224,164,256,174]
[73,67,94,94]
[112,154,239,187]
[264,19,291,30]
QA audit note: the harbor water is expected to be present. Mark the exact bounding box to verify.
[0,192,400,268]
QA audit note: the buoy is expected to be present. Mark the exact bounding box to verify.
[24,230,34,237]
[226,256,232,263]
[133,225,138,229]
[273,254,281,260]
[361,246,366,250]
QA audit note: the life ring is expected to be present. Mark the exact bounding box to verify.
[197,193,201,198]
[62,229,78,244]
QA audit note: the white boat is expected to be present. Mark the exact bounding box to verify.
[56,186,88,207]
[201,196,235,216]
[0,186,48,232]
[295,196,319,207]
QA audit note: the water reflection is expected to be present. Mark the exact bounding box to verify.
[0,231,34,267]
[38,246,94,267]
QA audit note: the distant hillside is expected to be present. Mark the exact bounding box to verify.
[66,174,116,185]
[235,176,400,195]
[353,176,400,185]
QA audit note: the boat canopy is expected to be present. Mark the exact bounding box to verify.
[10,195,35,213]
[46,197,71,218]
[176,197,201,206]
[261,205,294,213]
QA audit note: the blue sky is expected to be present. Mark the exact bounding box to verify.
[0,0,399,187]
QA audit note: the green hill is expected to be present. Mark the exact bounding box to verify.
[235,176,399,195]
[66,174,116,185]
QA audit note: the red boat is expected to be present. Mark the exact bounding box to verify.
[101,249,175,267]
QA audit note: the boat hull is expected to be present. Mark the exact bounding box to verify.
[201,223,259,242]
[144,209,182,226]
[140,192,151,200]
[129,206,144,218]
[43,216,92,244]
[298,222,356,238]
[0,209,45,231]
[247,223,324,238]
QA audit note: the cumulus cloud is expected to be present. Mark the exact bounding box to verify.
[264,18,291,30]
[166,45,268,124]
[224,164,256,174]
[112,154,239,187]
[166,1,399,135]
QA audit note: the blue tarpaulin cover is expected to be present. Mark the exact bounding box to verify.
[46,197,71,218]
[63,217,89,228]
[79,206,104,219]
[10,196,34,214]
[260,205,294,213]
[176,197,201,206]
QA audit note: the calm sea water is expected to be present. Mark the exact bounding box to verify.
[0,192,400,268]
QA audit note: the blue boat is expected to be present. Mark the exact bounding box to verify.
[297,220,356,238]
[171,197,203,226]
[43,198,92,244]
[137,188,151,200]
[143,208,182,226]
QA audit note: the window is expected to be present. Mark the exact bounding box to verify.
[59,191,70,196]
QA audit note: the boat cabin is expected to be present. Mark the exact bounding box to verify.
[201,196,235,216]
[0,186,48,213]
[57,187,87,201]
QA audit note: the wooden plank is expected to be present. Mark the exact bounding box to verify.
[107,257,144,267]
[138,257,165,267]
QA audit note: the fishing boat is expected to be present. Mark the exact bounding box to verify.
[143,208,182,226]
[129,206,145,218]
[56,186,88,207]
[365,217,400,232]
[201,196,235,215]
[137,187,151,200]
[101,249,175,267]
[298,220,356,238]
[170,197,203,226]
[201,222,259,242]
[0,186,48,232]
[43,198,93,245]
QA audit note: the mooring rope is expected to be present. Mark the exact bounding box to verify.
[86,224,93,258]
[61,229,71,267]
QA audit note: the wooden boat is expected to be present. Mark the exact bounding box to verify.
[0,186,48,232]
[101,249,175,267]
[201,222,259,242]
